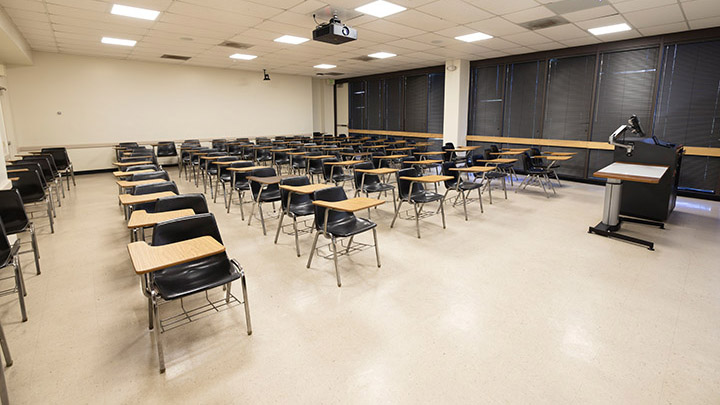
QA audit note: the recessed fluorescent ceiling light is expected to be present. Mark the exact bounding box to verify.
[368,52,396,59]
[110,4,160,21]
[229,53,257,60]
[455,32,493,42]
[355,0,406,18]
[588,23,631,36]
[274,35,309,45]
[314,64,336,69]
[101,37,136,47]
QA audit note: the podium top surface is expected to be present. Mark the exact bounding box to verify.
[594,162,669,184]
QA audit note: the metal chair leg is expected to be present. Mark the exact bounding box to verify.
[439,198,446,229]
[46,198,55,234]
[332,236,341,287]
[414,202,421,239]
[372,228,381,268]
[274,211,285,244]
[248,200,256,226]
[239,191,245,220]
[226,187,233,213]
[0,322,12,367]
[461,190,468,221]
[14,258,27,322]
[152,293,165,373]
[306,231,321,268]
[258,203,267,235]
[30,225,40,275]
[292,217,300,257]
[390,200,403,228]
[477,188,483,213]
[239,267,252,335]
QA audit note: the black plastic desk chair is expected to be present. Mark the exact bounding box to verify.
[125,164,159,173]
[131,181,178,213]
[306,186,380,287]
[517,152,555,198]
[20,156,62,205]
[441,162,483,221]
[130,171,170,181]
[0,219,28,322]
[0,189,41,274]
[247,168,281,235]
[156,142,177,158]
[143,213,251,373]
[41,147,75,190]
[11,170,54,233]
[211,156,238,201]
[352,162,396,212]
[322,158,353,186]
[390,168,446,239]
[155,193,209,214]
[226,161,254,217]
[275,176,315,256]
[306,153,324,183]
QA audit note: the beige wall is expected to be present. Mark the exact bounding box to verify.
[311,78,334,134]
[6,52,314,170]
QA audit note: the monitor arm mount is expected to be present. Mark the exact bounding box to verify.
[609,115,645,156]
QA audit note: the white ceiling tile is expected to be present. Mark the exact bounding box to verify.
[479,37,522,50]
[253,20,311,37]
[688,16,720,29]
[180,0,284,19]
[681,0,720,20]
[358,19,426,38]
[158,13,243,35]
[575,14,629,30]
[612,0,676,13]
[525,41,563,51]
[45,0,109,13]
[0,0,46,12]
[385,10,456,31]
[4,8,50,22]
[270,10,316,28]
[559,36,601,47]
[409,32,452,46]
[288,0,328,14]
[385,38,438,51]
[469,0,542,16]
[561,5,619,23]
[595,29,642,41]
[165,2,263,26]
[416,0,493,25]
[433,25,477,39]
[505,46,535,54]
[638,22,689,36]
[533,24,589,41]
[503,31,553,46]
[467,17,528,36]
[624,4,685,28]
[503,6,555,24]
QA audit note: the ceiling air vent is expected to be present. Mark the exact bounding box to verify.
[219,41,254,49]
[352,55,374,62]
[161,54,191,61]
[519,16,570,31]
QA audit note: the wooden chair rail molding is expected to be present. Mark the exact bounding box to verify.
[348,129,441,139]
[466,135,720,158]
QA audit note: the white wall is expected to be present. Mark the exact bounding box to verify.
[6,52,314,170]
[311,78,334,134]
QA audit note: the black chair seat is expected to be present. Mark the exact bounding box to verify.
[153,254,240,301]
[219,173,232,182]
[208,168,218,175]
[410,191,443,203]
[2,218,28,234]
[332,174,353,182]
[325,216,376,238]
[233,182,250,191]
[459,181,483,191]
[257,189,281,202]
[288,200,314,217]
[363,183,394,193]
[485,172,506,179]
[527,167,550,175]
[293,162,307,169]
[276,159,290,165]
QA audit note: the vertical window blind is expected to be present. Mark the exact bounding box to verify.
[468,65,505,136]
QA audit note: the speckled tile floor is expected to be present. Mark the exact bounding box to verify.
[0,169,718,404]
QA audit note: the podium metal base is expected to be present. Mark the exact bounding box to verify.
[588,216,664,251]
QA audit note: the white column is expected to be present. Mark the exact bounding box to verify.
[442,59,470,146]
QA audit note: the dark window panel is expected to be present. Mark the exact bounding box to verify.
[503,61,545,139]
[405,75,428,132]
[428,73,445,133]
[543,55,596,144]
[385,77,403,131]
[366,79,383,130]
[349,81,366,129]
[468,65,505,136]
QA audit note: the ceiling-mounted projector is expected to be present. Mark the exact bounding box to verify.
[312,15,357,45]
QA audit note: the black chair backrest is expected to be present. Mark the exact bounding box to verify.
[308,155,324,171]
[522,152,534,171]
[249,167,278,197]
[126,164,159,172]
[21,156,55,180]
[441,162,459,188]
[212,139,226,149]
[484,149,493,160]
[279,176,311,210]
[30,154,60,175]
[156,142,177,157]
[155,193,209,214]
[530,147,541,156]
[322,158,340,181]
[230,161,254,185]
[312,186,353,230]
[11,170,46,203]
[0,189,28,233]
[119,142,139,147]
[152,213,223,247]
[490,145,500,153]
[11,162,47,187]
[208,152,227,158]
[353,161,378,189]
[396,167,423,199]
[132,181,178,196]
[121,156,152,164]
[131,171,170,181]
[183,139,200,145]
[41,148,71,170]
[216,156,240,176]
[0,218,11,265]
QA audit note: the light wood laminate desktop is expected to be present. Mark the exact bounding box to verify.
[119,191,176,206]
[6,168,28,173]
[116,179,165,188]
[127,236,225,274]
[279,183,332,195]
[128,209,195,229]
[355,168,398,175]
[312,197,385,212]
[113,161,153,167]
[113,169,153,178]
[399,175,453,183]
